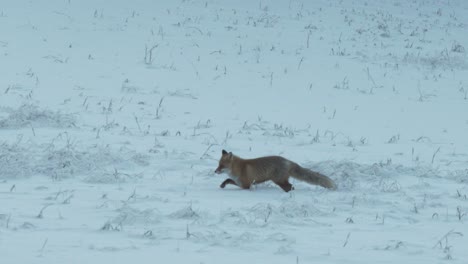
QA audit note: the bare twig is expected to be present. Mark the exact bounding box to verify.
[343,232,351,247]
[37,204,52,219]
[431,147,441,164]
[155,97,165,119]
[144,44,159,65]
[134,115,142,132]
[433,229,463,249]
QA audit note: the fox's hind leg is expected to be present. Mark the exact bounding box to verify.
[220,179,237,188]
[273,179,294,192]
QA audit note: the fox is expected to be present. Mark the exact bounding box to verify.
[214,150,336,192]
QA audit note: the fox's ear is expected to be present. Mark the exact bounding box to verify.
[222,149,228,155]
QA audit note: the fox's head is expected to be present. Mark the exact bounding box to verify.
[215,149,233,174]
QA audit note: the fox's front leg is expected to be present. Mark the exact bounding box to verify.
[220,179,237,188]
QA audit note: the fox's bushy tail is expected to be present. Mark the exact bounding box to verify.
[290,163,337,190]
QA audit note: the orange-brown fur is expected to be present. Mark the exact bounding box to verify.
[215,150,336,192]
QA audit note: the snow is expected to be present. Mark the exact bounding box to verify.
[1,0,468,263]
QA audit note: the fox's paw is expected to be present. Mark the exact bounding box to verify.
[220,179,236,189]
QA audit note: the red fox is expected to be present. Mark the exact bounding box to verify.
[215,150,336,192]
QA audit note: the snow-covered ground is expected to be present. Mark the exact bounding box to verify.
[1,0,467,263]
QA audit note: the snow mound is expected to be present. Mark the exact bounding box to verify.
[0,142,33,179]
[110,205,162,227]
[0,138,149,181]
[0,104,76,129]
[307,160,467,191]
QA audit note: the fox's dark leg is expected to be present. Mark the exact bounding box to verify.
[274,179,294,192]
[220,179,237,188]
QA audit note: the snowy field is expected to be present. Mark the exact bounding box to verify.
[1,0,468,263]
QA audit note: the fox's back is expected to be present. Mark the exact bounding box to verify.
[241,156,293,183]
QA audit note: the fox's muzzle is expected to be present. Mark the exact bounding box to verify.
[215,165,223,174]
